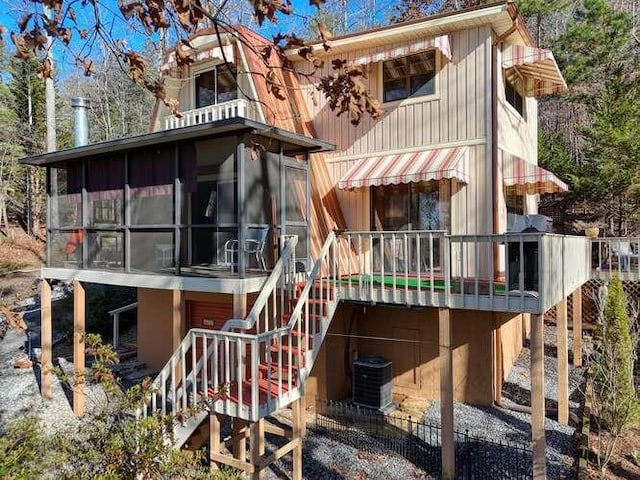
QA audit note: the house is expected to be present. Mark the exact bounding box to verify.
[23,2,592,479]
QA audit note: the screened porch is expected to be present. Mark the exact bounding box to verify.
[34,118,330,280]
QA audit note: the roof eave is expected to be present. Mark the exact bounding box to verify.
[285,1,528,59]
[20,118,334,167]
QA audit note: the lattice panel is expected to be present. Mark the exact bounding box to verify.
[545,280,640,325]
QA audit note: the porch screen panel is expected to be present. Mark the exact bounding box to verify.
[87,155,124,227]
[50,166,82,229]
[190,137,237,268]
[130,230,173,273]
[244,148,280,269]
[48,166,82,267]
[129,146,174,225]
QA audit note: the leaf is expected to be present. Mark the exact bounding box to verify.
[37,58,54,79]
[309,0,325,8]
[82,58,95,76]
[10,33,31,60]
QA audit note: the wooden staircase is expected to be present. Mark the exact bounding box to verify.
[138,233,341,450]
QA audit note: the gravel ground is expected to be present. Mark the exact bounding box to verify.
[0,285,106,436]
[422,321,585,480]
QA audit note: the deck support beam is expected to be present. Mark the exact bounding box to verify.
[232,419,247,464]
[557,298,569,425]
[572,288,583,367]
[250,419,265,480]
[531,313,547,479]
[292,397,303,480]
[210,413,221,471]
[40,278,52,399]
[73,280,86,416]
[439,307,455,480]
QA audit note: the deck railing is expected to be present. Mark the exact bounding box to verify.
[590,237,640,281]
[164,99,247,129]
[337,231,591,314]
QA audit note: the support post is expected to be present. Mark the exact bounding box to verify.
[292,398,303,480]
[572,288,583,367]
[40,279,52,399]
[73,280,86,416]
[557,298,569,425]
[210,413,221,471]
[233,293,247,318]
[171,290,184,350]
[250,419,265,480]
[531,313,547,479]
[439,308,455,480]
[232,419,247,464]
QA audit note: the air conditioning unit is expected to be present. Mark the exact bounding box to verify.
[353,356,393,411]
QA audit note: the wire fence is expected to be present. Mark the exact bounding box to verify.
[313,400,533,479]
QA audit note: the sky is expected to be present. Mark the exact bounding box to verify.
[0,0,403,79]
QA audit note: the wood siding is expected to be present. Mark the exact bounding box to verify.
[296,27,496,235]
[295,27,491,157]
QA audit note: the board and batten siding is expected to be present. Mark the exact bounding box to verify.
[295,26,491,158]
[299,27,494,236]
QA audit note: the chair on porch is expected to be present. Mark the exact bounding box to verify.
[224,225,270,271]
[610,240,639,271]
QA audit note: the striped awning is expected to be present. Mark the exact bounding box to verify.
[502,45,567,97]
[338,146,469,190]
[502,151,568,195]
[353,34,452,65]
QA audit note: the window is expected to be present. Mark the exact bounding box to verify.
[383,51,436,103]
[371,182,450,231]
[195,64,237,108]
[505,80,524,116]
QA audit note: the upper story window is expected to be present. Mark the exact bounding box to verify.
[195,63,237,108]
[505,80,524,116]
[383,50,436,103]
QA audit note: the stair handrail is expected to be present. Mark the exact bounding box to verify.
[221,235,298,332]
[283,231,336,332]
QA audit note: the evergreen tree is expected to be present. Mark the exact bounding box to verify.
[591,276,639,474]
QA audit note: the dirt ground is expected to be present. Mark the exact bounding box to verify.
[0,227,44,323]
[587,425,640,479]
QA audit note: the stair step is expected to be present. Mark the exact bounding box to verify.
[269,343,304,355]
[291,298,329,315]
[258,362,300,375]
[281,312,323,325]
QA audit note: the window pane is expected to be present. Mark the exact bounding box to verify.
[384,79,408,103]
[217,64,237,103]
[410,73,435,96]
[383,51,436,103]
[196,71,216,108]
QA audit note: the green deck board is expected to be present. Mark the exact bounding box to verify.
[341,275,506,294]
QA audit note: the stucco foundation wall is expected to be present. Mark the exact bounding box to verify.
[308,304,498,407]
[137,288,185,371]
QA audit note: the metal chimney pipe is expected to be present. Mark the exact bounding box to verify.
[71,97,90,147]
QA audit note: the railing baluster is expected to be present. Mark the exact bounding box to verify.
[252,339,259,420]
[202,335,208,400]
[191,333,197,405]
[404,232,409,302]
[224,337,230,413]
[236,338,243,413]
